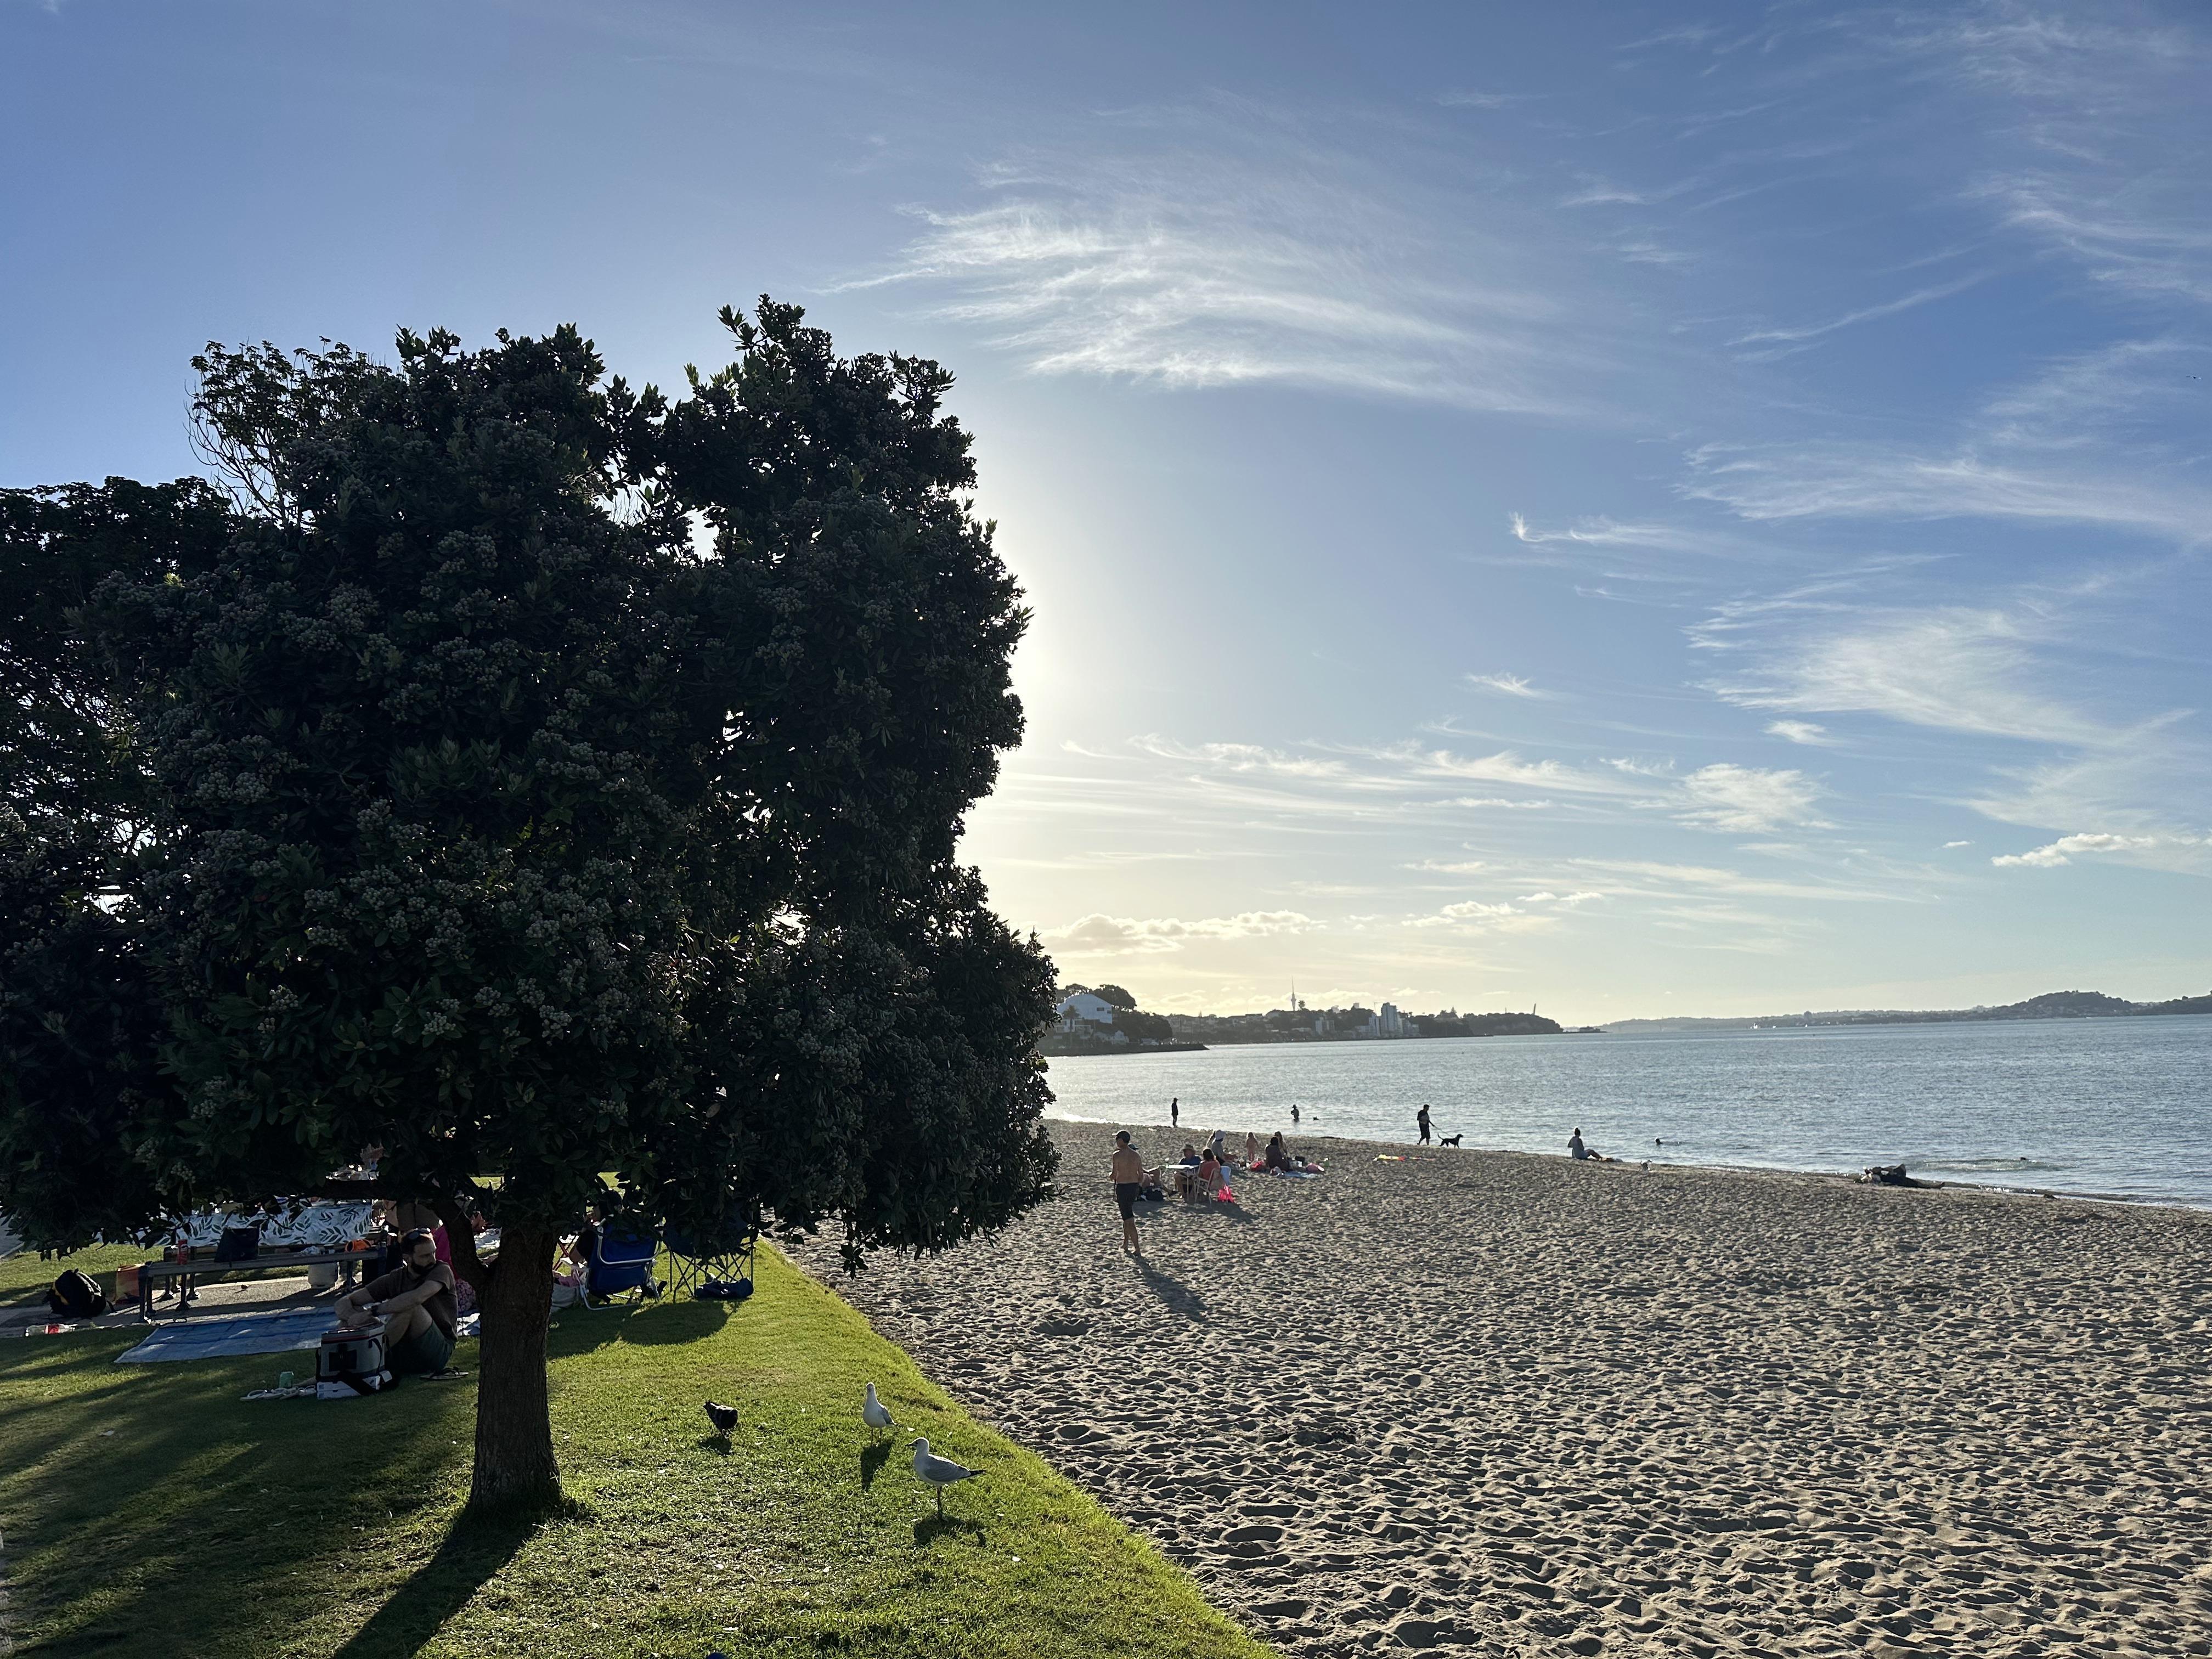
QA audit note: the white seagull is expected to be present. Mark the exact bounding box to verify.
[910,1436,983,1513]
[863,1383,895,1435]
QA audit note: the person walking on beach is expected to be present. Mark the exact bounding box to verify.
[1417,1103,1432,1145]
[1110,1132,1146,1255]
[1170,1097,1179,1129]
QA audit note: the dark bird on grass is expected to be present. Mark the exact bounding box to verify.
[911,1436,983,1513]
[704,1400,740,1438]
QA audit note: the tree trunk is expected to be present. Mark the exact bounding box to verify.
[469,1223,562,1510]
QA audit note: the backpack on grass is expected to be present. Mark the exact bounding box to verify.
[49,1268,109,1319]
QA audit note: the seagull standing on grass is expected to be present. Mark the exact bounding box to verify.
[864,1383,895,1435]
[911,1437,983,1513]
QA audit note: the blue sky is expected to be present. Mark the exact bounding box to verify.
[5,2,2209,1019]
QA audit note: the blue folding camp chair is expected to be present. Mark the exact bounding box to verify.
[665,1201,757,1302]
[581,1222,661,1307]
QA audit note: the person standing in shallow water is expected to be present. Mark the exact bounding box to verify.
[1290,1103,1300,1125]
[1110,1131,1146,1256]
[1417,1103,1432,1145]
[1170,1097,1178,1130]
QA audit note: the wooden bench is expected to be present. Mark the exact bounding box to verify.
[134,1248,382,1322]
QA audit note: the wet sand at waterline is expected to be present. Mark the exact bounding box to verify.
[794,1121,2212,1657]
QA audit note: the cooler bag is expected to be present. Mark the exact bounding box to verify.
[317,1322,393,1397]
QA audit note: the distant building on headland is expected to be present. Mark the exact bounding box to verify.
[1350,1002,1409,1038]
[1191,1003,1560,1045]
[1040,985,1206,1055]
[1054,990,1124,1039]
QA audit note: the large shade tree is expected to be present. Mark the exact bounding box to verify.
[0,303,1058,1507]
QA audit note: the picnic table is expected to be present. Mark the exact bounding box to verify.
[134,1246,382,1322]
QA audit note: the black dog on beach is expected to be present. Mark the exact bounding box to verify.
[1438,1133,1463,1147]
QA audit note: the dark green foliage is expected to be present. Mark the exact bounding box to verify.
[1110,1010,1174,1044]
[0,301,1056,1269]
[1087,983,1137,1010]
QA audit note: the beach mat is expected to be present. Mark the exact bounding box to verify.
[117,1307,334,1365]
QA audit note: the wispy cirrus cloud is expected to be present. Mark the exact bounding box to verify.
[1702,605,2106,744]
[1680,441,2212,539]
[845,106,1623,414]
[1766,719,1836,746]
[1729,273,1991,359]
[1674,763,1829,833]
[1466,671,1544,697]
[1917,7,2212,307]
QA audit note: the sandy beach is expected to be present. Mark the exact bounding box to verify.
[795,1121,2212,1657]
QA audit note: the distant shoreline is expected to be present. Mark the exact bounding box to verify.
[1602,988,2212,1032]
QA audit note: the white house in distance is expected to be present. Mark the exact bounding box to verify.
[1055,991,1124,1035]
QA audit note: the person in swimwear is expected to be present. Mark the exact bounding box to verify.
[1110,1131,1146,1255]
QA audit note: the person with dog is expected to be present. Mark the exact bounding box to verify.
[335,1227,458,1375]
[1417,1103,1432,1145]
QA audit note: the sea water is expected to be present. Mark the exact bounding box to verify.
[1043,1014,2212,1209]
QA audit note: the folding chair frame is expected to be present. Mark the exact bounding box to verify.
[666,1200,759,1301]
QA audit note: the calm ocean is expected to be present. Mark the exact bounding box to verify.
[1043,1014,2212,1209]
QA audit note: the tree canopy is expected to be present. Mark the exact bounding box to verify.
[0,302,1058,1504]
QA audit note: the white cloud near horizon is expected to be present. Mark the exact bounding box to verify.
[1043,909,1322,956]
[1988,831,2212,873]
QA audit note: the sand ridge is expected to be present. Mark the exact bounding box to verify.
[796,1121,2212,1657]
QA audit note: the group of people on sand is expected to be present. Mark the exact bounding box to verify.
[1107,1124,1318,1255]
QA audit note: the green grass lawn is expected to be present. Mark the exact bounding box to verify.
[0,1246,1272,1659]
[0,1241,146,1305]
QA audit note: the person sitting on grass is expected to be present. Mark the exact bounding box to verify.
[335,1227,458,1375]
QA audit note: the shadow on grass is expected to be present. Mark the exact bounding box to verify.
[0,1334,483,1658]
[858,1438,892,1489]
[616,1297,732,1346]
[912,1514,986,1547]
[328,1500,556,1659]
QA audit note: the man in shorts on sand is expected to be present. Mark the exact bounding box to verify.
[335,1227,458,1374]
[1110,1131,1147,1256]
